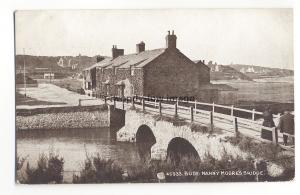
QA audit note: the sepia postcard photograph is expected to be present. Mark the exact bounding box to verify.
[14,9,295,184]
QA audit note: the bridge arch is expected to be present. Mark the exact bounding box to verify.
[136,124,156,144]
[166,137,200,165]
[135,125,156,159]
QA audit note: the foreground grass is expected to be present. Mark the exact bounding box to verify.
[17,148,294,184]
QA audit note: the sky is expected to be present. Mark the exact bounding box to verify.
[15,9,293,69]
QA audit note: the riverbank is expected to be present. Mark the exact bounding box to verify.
[16,149,295,184]
[16,105,109,130]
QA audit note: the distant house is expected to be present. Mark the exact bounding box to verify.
[31,67,50,79]
[44,73,55,79]
[83,31,236,104]
[57,57,79,70]
[30,67,66,79]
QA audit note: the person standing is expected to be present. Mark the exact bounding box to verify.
[277,111,294,145]
[261,106,276,141]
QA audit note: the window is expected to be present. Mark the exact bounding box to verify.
[113,67,117,75]
[130,66,134,76]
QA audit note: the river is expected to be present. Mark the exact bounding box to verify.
[16,128,146,183]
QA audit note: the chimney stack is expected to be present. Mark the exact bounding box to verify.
[136,41,145,53]
[112,45,124,59]
[166,30,177,49]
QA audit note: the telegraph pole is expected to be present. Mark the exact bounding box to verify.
[50,62,52,83]
[23,48,27,97]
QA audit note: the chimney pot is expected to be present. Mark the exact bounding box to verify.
[112,45,124,59]
[165,31,177,49]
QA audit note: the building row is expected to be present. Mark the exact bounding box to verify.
[82,31,237,104]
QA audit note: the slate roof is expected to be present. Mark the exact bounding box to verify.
[84,57,112,70]
[86,48,166,70]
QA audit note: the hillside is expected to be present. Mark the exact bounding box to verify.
[15,55,98,74]
[196,60,293,81]
[207,63,252,81]
[229,64,293,79]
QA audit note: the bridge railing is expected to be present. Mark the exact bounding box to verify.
[135,95,283,120]
[102,95,294,150]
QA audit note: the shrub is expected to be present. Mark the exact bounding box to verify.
[190,123,210,133]
[151,151,256,182]
[73,154,123,183]
[16,155,27,183]
[226,135,282,161]
[123,152,256,183]
[125,162,157,183]
[172,116,188,126]
[225,134,294,181]
[16,156,26,171]
[152,114,188,126]
[24,153,64,184]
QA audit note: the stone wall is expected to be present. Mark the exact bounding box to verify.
[17,105,107,116]
[16,105,109,130]
[95,67,144,97]
[144,49,205,98]
[197,64,210,83]
[108,105,126,128]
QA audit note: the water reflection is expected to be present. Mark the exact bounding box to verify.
[16,127,149,182]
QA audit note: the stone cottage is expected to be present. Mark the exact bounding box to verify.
[83,31,236,103]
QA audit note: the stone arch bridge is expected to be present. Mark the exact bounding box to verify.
[98,95,293,161]
[114,108,246,161]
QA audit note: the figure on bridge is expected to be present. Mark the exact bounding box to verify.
[261,106,277,141]
[277,110,294,145]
